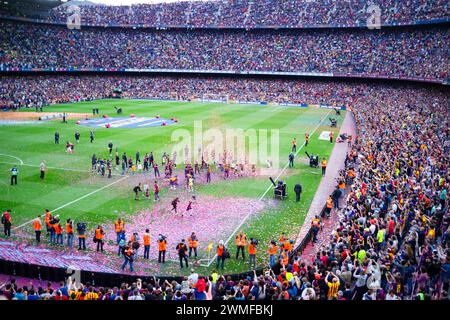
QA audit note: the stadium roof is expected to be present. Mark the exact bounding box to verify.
[0,0,67,16]
[0,0,214,16]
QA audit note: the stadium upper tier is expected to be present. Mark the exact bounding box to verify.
[1,75,448,109]
[0,21,448,81]
[21,0,450,29]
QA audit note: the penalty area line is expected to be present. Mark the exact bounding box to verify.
[0,161,122,176]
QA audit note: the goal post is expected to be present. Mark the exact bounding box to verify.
[201,93,229,104]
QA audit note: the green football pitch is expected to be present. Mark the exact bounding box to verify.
[0,99,344,275]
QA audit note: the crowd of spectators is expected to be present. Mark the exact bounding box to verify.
[0,21,448,80]
[0,75,448,300]
[0,75,440,110]
[37,0,449,28]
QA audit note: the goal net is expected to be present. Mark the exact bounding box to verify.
[201,93,229,104]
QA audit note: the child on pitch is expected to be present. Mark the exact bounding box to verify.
[169,175,178,190]
[171,198,180,214]
[143,183,149,199]
[188,175,194,192]
[153,181,160,202]
[185,196,196,217]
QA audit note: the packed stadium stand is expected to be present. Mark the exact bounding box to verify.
[0,0,448,302]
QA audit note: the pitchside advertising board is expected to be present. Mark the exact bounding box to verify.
[319,104,347,110]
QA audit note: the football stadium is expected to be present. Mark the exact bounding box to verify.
[0,0,448,307]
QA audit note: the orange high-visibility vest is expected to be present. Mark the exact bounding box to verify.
[268,244,278,255]
[322,160,327,167]
[217,245,224,257]
[55,224,63,235]
[248,243,256,255]
[114,221,124,233]
[65,223,73,234]
[33,219,41,231]
[95,228,103,240]
[326,198,333,208]
[44,213,51,226]
[235,234,247,246]
[312,219,321,227]
[143,233,150,246]
[284,240,292,252]
[158,240,166,251]
[188,236,198,248]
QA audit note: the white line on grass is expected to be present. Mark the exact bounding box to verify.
[0,161,122,176]
[204,109,332,267]
[12,175,129,230]
[0,154,24,165]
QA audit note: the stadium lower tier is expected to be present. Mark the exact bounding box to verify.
[0,74,448,109]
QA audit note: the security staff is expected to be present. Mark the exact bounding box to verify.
[321,158,327,176]
[235,231,247,260]
[157,235,167,263]
[188,232,198,258]
[10,166,18,185]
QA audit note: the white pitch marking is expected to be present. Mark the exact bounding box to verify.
[0,154,24,165]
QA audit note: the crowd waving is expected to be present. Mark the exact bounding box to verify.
[0,21,447,81]
[29,0,450,28]
[0,75,448,300]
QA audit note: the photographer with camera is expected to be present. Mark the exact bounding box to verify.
[1,210,12,237]
[248,238,258,270]
[121,242,135,273]
[157,234,167,263]
[216,240,228,270]
[76,222,87,250]
[176,239,189,269]
[49,215,59,244]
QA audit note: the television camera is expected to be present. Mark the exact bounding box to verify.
[329,117,337,127]
[270,177,287,200]
[305,151,319,168]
